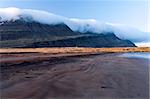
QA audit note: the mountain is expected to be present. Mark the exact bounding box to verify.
[0,7,150,48]
[0,19,136,48]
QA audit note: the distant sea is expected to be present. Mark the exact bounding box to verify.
[119,52,150,60]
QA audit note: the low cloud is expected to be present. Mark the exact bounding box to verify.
[0,7,149,46]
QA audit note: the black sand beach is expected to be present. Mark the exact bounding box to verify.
[0,52,149,99]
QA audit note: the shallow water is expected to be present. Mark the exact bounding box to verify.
[119,52,150,60]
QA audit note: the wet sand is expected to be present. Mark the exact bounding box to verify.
[0,52,149,99]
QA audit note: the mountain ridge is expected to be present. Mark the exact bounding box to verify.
[0,19,136,48]
[0,7,149,46]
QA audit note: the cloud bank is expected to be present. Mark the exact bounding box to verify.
[0,7,149,46]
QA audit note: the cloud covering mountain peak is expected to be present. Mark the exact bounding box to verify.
[0,7,149,46]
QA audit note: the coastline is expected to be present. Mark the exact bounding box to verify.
[0,51,149,99]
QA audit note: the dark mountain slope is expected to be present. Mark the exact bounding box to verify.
[22,33,135,48]
[0,20,80,41]
[0,20,136,48]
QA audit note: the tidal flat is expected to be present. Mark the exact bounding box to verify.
[0,47,149,99]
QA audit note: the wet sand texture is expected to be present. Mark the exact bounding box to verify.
[0,52,149,99]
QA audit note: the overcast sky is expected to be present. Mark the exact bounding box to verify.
[0,0,149,32]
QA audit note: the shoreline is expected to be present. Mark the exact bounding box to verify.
[0,52,149,98]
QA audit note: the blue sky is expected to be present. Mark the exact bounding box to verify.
[0,0,149,32]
